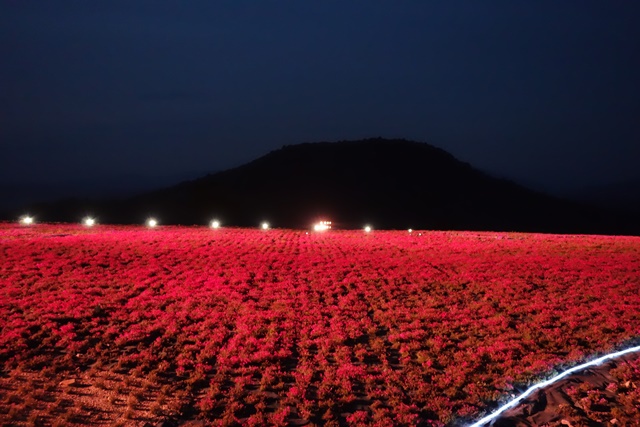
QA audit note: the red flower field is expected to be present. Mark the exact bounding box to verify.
[1,223,639,426]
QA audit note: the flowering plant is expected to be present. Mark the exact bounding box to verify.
[1,224,639,425]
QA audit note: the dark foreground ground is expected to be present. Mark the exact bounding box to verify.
[488,352,640,427]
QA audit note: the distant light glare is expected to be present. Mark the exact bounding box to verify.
[20,216,34,225]
[210,220,220,229]
[364,225,372,233]
[313,220,331,232]
[83,217,96,227]
[261,222,269,230]
[147,218,158,228]
[408,229,413,233]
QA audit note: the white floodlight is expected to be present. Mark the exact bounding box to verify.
[261,222,269,230]
[147,218,158,228]
[364,225,372,233]
[210,220,220,229]
[313,220,331,232]
[83,217,96,227]
[408,228,413,233]
[20,216,34,225]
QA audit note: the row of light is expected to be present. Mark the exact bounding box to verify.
[19,215,420,234]
[313,220,332,232]
[19,215,222,229]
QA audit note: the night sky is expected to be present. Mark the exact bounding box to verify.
[2,1,639,208]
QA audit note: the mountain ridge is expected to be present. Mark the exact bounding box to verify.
[6,138,638,235]
[568,178,640,213]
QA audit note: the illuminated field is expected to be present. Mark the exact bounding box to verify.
[1,224,639,426]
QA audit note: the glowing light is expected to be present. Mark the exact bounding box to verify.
[313,220,332,232]
[467,345,640,427]
[147,218,158,228]
[408,228,413,233]
[210,220,220,229]
[364,225,372,233]
[83,217,96,227]
[261,222,269,230]
[20,216,34,225]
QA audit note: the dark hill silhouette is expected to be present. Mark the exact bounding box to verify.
[7,139,638,234]
[569,178,640,214]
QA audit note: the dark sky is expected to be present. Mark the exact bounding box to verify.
[2,1,639,206]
